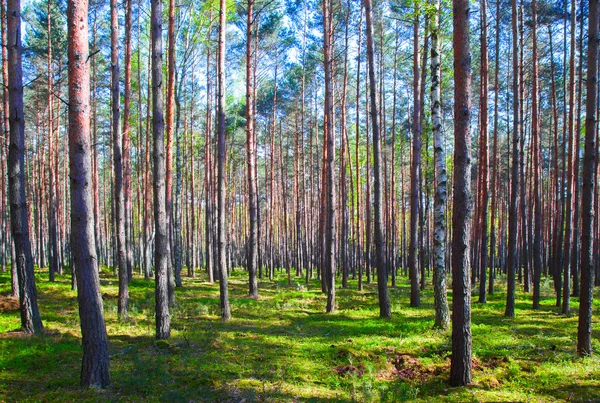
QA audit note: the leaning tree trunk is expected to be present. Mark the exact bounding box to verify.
[450,0,472,386]
[431,0,449,330]
[7,0,43,334]
[152,0,171,339]
[577,0,598,357]
[364,0,390,319]
[67,0,110,386]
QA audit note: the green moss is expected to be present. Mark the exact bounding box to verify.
[0,266,599,402]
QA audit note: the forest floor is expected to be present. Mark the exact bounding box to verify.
[0,267,599,402]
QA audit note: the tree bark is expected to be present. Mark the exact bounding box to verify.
[323,0,336,314]
[577,0,598,357]
[478,0,489,304]
[409,3,421,307]
[123,0,133,283]
[7,0,43,334]
[152,0,171,339]
[450,0,472,386]
[364,0,390,318]
[531,0,543,310]
[431,0,449,330]
[67,0,110,386]
[111,0,128,319]
[166,0,176,305]
[505,0,520,318]
[246,0,258,298]
[217,0,231,320]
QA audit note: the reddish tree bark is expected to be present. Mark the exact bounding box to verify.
[450,0,473,386]
[67,0,109,385]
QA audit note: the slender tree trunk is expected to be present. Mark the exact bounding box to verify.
[531,0,543,309]
[152,0,171,339]
[165,0,176,305]
[67,0,109,385]
[111,0,128,319]
[478,0,489,304]
[450,0,472,385]
[505,0,520,318]
[323,0,336,314]
[571,5,584,297]
[355,7,363,292]
[431,0,449,330]
[364,0,390,318]
[217,0,231,320]
[46,0,58,282]
[409,4,421,307]
[7,0,43,334]
[340,4,350,290]
[561,0,577,316]
[123,0,133,282]
[577,0,598,357]
[204,42,214,284]
[245,0,258,298]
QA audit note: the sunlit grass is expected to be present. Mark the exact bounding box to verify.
[0,265,599,402]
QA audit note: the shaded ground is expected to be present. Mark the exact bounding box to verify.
[0,267,599,402]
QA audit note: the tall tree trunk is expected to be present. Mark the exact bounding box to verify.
[478,0,489,304]
[7,0,43,334]
[323,0,336,314]
[152,0,171,339]
[577,0,598,357]
[431,0,449,330]
[46,0,58,282]
[561,0,577,316]
[571,4,584,297]
[246,0,258,298]
[364,0,390,318]
[217,0,231,320]
[531,0,543,309]
[505,0,520,318]
[355,6,363,291]
[67,0,109,385]
[123,0,133,282]
[450,0,472,386]
[111,0,128,319]
[409,3,421,307]
[204,42,214,284]
[166,0,176,305]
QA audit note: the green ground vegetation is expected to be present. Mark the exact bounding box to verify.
[1,267,599,402]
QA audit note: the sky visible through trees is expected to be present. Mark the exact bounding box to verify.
[0,0,599,399]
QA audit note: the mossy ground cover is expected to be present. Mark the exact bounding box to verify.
[1,267,599,402]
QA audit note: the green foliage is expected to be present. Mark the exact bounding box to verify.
[0,268,599,402]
